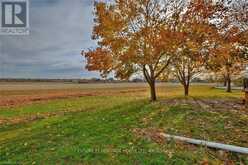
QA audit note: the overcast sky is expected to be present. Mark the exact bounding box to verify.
[0,0,101,79]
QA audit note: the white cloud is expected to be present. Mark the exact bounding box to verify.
[0,0,99,78]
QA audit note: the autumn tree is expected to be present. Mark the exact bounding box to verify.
[167,0,247,94]
[207,0,248,92]
[172,49,205,96]
[164,0,220,96]
[231,0,248,62]
[82,0,181,101]
[212,43,244,92]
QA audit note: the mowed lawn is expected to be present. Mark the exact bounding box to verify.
[0,83,247,164]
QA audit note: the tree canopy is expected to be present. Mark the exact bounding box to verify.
[82,0,248,100]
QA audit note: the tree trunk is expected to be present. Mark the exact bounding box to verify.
[184,84,189,96]
[224,78,227,87]
[142,68,157,101]
[244,79,248,89]
[149,80,157,101]
[226,75,231,93]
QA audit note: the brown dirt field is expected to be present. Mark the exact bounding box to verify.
[0,91,96,107]
[0,82,151,107]
[0,82,232,107]
[0,88,148,107]
[0,82,152,91]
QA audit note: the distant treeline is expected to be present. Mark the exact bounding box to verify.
[0,78,146,83]
[0,78,214,84]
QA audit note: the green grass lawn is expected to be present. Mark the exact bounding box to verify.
[0,85,247,164]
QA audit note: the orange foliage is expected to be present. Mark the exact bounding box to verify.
[82,0,248,99]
